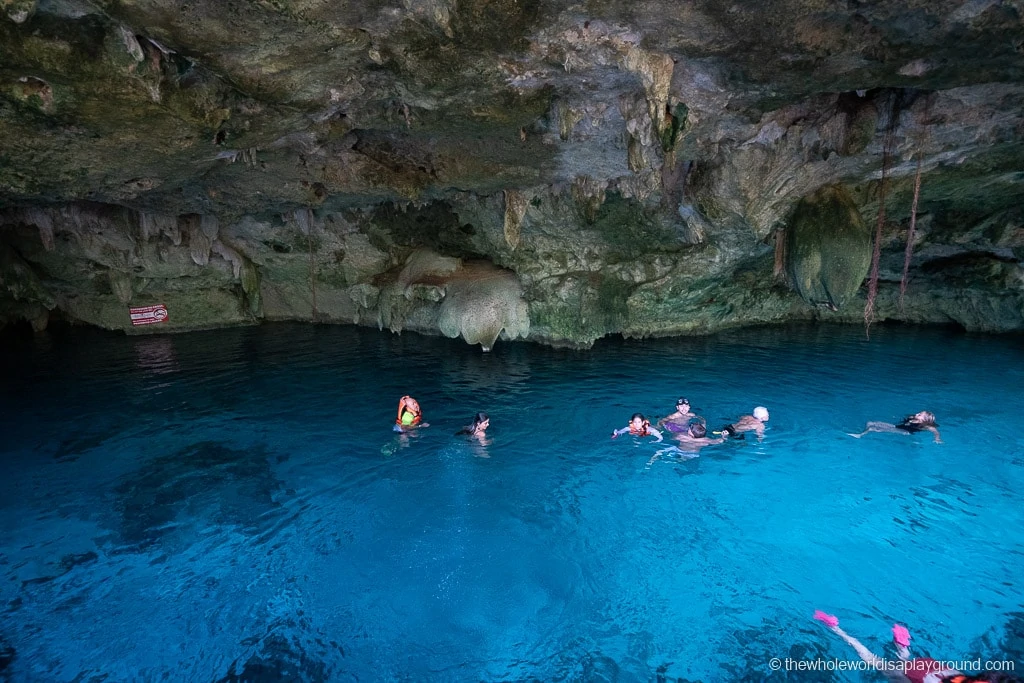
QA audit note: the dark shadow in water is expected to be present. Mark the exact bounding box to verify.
[1004,612,1024,667]
[721,625,839,683]
[113,441,282,552]
[0,635,14,681]
[19,551,99,589]
[966,611,1024,674]
[52,434,112,462]
[216,634,331,683]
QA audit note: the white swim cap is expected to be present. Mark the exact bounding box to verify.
[753,406,769,420]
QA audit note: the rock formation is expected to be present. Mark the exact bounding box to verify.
[1,1,1022,346]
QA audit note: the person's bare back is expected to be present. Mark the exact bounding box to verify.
[725,406,769,438]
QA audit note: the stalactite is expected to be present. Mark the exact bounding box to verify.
[182,214,210,266]
[293,208,318,323]
[503,190,527,250]
[21,208,54,251]
[773,228,787,281]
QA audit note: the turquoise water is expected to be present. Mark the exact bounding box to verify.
[1,323,1022,682]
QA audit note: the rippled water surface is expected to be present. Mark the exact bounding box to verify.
[1,323,1023,682]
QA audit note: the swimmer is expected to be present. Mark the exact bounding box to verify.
[673,418,725,451]
[721,406,769,439]
[850,410,941,444]
[612,413,663,442]
[657,398,696,433]
[394,395,429,433]
[815,610,1007,683]
[648,418,724,465]
[455,412,489,440]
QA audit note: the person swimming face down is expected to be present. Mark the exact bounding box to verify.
[687,419,707,438]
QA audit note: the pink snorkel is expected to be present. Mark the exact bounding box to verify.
[893,623,911,651]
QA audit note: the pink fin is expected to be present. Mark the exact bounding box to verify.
[814,610,839,628]
[892,624,911,648]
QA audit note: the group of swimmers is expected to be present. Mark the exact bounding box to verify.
[394,396,1010,681]
[610,398,770,451]
[396,394,943,452]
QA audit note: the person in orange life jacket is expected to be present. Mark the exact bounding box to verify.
[612,413,663,442]
[394,395,429,433]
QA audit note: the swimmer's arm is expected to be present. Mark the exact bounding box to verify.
[925,426,941,444]
[611,426,630,438]
[830,626,887,671]
[649,427,663,442]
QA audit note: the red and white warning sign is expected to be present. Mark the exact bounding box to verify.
[129,304,169,326]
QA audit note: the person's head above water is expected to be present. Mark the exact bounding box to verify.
[686,419,707,438]
[909,410,937,426]
[630,413,646,427]
[396,396,422,426]
[753,406,769,421]
[472,412,489,431]
[676,398,690,411]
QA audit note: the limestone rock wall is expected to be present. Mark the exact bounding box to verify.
[1,0,1023,345]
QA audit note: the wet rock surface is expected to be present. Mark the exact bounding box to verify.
[1,1,1022,345]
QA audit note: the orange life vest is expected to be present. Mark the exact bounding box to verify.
[629,419,651,436]
[396,395,421,426]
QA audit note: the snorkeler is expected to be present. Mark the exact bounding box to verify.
[649,418,725,464]
[657,398,696,433]
[721,406,769,439]
[673,418,725,451]
[849,410,942,444]
[394,395,429,433]
[813,610,980,683]
[455,412,489,439]
[612,413,663,442]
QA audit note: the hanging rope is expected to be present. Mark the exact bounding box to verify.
[864,98,899,339]
[899,95,931,312]
[899,154,923,311]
